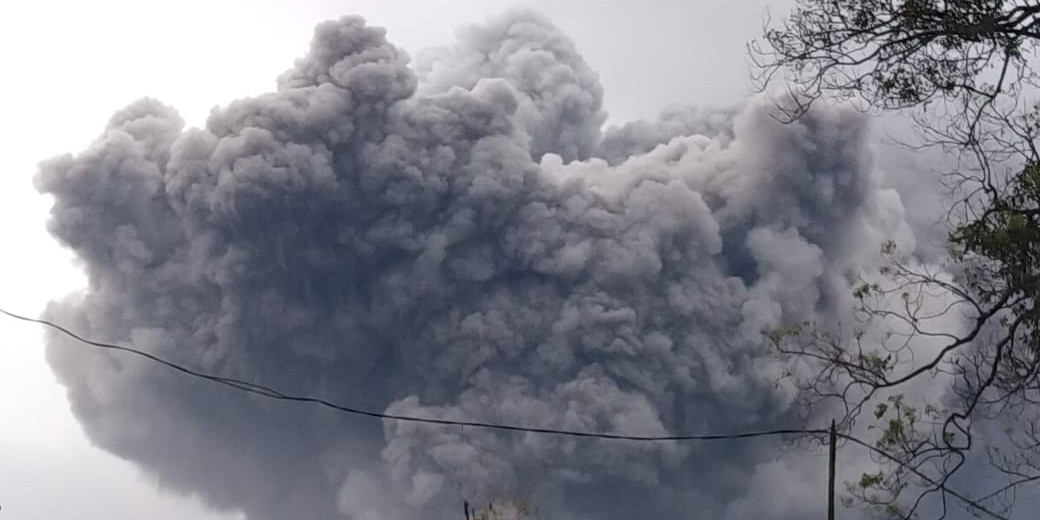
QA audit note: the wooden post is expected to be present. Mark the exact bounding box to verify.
[828,419,837,520]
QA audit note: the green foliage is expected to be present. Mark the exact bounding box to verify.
[859,471,886,489]
[873,395,919,451]
[949,161,1040,371]
[950,162,1040,303]
[753,0,1040,112]
[765,321,809,347]
[854,282,881,299]
[755,2,1040,518]
[862,352,894,375]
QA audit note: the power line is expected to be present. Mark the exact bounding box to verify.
[1,306,1014,520]
[0,307,825,442]
[837,434,1010,520]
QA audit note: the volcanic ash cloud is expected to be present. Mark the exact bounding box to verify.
[36,10,911,520]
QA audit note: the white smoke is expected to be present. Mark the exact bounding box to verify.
[35,10,929,520]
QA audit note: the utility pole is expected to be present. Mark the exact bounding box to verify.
[828,419,837,520]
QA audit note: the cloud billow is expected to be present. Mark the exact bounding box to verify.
[36,10,908,520]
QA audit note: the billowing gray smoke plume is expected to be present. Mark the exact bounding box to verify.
[37,10,915,520]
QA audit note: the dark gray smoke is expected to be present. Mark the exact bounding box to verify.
[36,10,912,520]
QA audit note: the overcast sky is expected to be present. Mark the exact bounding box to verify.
[0,1,828,518]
